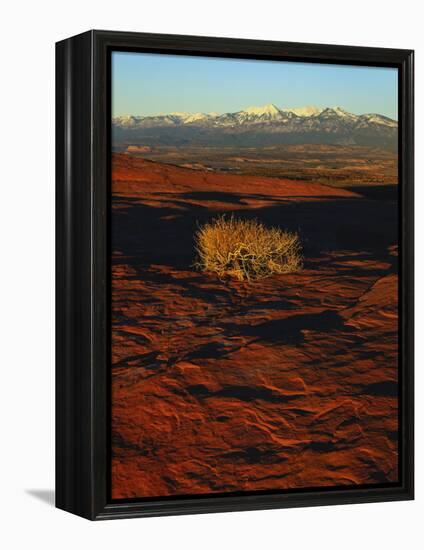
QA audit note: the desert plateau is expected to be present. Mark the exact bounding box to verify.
[111,145,399,499]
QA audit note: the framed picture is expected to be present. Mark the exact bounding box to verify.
[56,30,414,520]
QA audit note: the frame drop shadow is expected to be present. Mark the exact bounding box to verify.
[26,489,55,507]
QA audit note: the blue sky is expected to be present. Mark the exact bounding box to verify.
[112,51,398,120]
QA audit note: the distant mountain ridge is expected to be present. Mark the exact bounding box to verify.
[113,104,398,148]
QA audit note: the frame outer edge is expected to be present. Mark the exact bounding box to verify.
[55,31,96,520]
[401,49,414,499]
[57,30,414,520]
[55,37,67,515]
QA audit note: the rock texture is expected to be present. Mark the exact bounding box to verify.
[111,153,398,499]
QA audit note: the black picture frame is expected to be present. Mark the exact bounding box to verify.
[56,30,414,520]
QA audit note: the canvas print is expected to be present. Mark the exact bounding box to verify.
[110,52,399,500]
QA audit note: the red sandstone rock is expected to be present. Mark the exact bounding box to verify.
[111,153,398,499]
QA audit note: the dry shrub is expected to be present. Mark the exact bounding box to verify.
[195,215,302,281]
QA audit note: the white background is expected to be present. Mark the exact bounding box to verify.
[0,0,421,547]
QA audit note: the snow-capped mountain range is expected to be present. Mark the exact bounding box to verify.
[113,104,397,147]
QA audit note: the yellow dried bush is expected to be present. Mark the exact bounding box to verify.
[195,215,302,281]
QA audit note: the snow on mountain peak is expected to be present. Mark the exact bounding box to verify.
[182,112,208,123]
[284,106,323,117]
[331,106,356,118]
[243,104,281,116]
[113,106,397,139]
[113,115,142,127]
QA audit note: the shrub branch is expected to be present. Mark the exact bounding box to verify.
[194,215,303,281]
